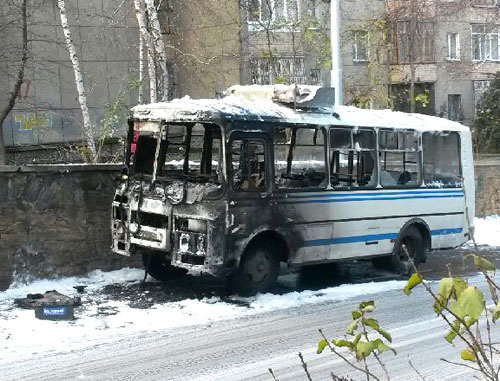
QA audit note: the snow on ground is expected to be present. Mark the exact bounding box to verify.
[0,268,404,362]
[0,215,498,361]
[474,215,500,247]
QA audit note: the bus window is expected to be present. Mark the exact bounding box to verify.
[330,128,376,188]
[423,132,461,187]
[379,130,421,187]
[231,139,266,191]
[274,127,326,189]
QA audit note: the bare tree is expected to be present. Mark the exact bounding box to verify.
[133,0,158,102]
[56,0,97,161]
[0,0,28,165]
[145,0,170,101]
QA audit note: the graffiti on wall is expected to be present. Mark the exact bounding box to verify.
[14,111,53,131]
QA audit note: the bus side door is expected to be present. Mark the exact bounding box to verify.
[226,133,273,255]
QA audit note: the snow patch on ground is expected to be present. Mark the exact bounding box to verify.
[474,215,500,247]
[0,268,404,362]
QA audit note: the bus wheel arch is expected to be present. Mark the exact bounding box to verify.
[393,220,430,274]
[373,220,430,274]
[399,219,431,262]
[232,230,289,295]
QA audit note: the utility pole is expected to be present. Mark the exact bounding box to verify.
[330,0,343,106]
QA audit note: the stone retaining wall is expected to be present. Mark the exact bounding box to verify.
[475,159,500,218]
[0,165,140,290]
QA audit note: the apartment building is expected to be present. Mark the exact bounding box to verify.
[235,0,499,127]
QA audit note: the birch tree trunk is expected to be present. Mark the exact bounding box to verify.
[133,0,157,103]
[138,35,144,104]
[0,0,28,165]
[56,0,97,161]
[144,0,169,101]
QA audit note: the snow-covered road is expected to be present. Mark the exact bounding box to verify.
[0,215,499,380]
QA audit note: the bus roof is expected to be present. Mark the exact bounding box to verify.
[130,96,470,133]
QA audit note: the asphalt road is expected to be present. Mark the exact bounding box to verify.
[1,245,499,381]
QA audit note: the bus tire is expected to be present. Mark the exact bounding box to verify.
[141,252,188,281]
[372,225,424,275]
[234,242,279,296]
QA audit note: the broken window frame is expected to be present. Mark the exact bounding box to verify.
[273,126,327,190]
[229,136,268,193]
[130,121,225,191]
[422,131,462,188]
[378,129,422,188]
[329,127,378,189]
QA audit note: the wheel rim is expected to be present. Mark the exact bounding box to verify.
[243,250,271,284]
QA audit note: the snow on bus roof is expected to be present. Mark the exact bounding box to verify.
[131,95,469,133]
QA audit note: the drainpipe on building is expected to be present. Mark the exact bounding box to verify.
[330,0,343,106]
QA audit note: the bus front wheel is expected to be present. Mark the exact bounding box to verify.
[233,242,279,296]
[141,252,188,281]
[373,225,424,275]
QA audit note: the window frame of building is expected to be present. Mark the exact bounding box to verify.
[390,20,435,64]
[249,56,321,85]
[447,94,463,122]
[446,32,460,61]
[473,80,491,115]
[352,30,369,63]
[247,0,300,30]
[471,24,500,62]
[473,0,500,7]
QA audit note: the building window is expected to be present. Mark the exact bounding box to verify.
[249,56,320,85]
[473,0,500,6]
[473,80,491,115]
[247,0,299,25]
[447,94,462,121]
[390,82,435,116]
[471,24,500,61]
[390,21,435,63]
[446,33,460,60]
[352,30,368,62]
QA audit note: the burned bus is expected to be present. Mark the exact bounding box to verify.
[111,86,475,295]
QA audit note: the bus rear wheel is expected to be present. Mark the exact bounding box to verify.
[233,242,279,296]
[372,225,424,275]
[141,252,188,281]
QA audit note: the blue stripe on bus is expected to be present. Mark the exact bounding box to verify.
[286,190,463,199]
[284,194,463,205]
[301,228,463,248]
[430,228,464,236]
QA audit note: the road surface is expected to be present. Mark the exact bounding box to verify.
[1,246,499,381]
